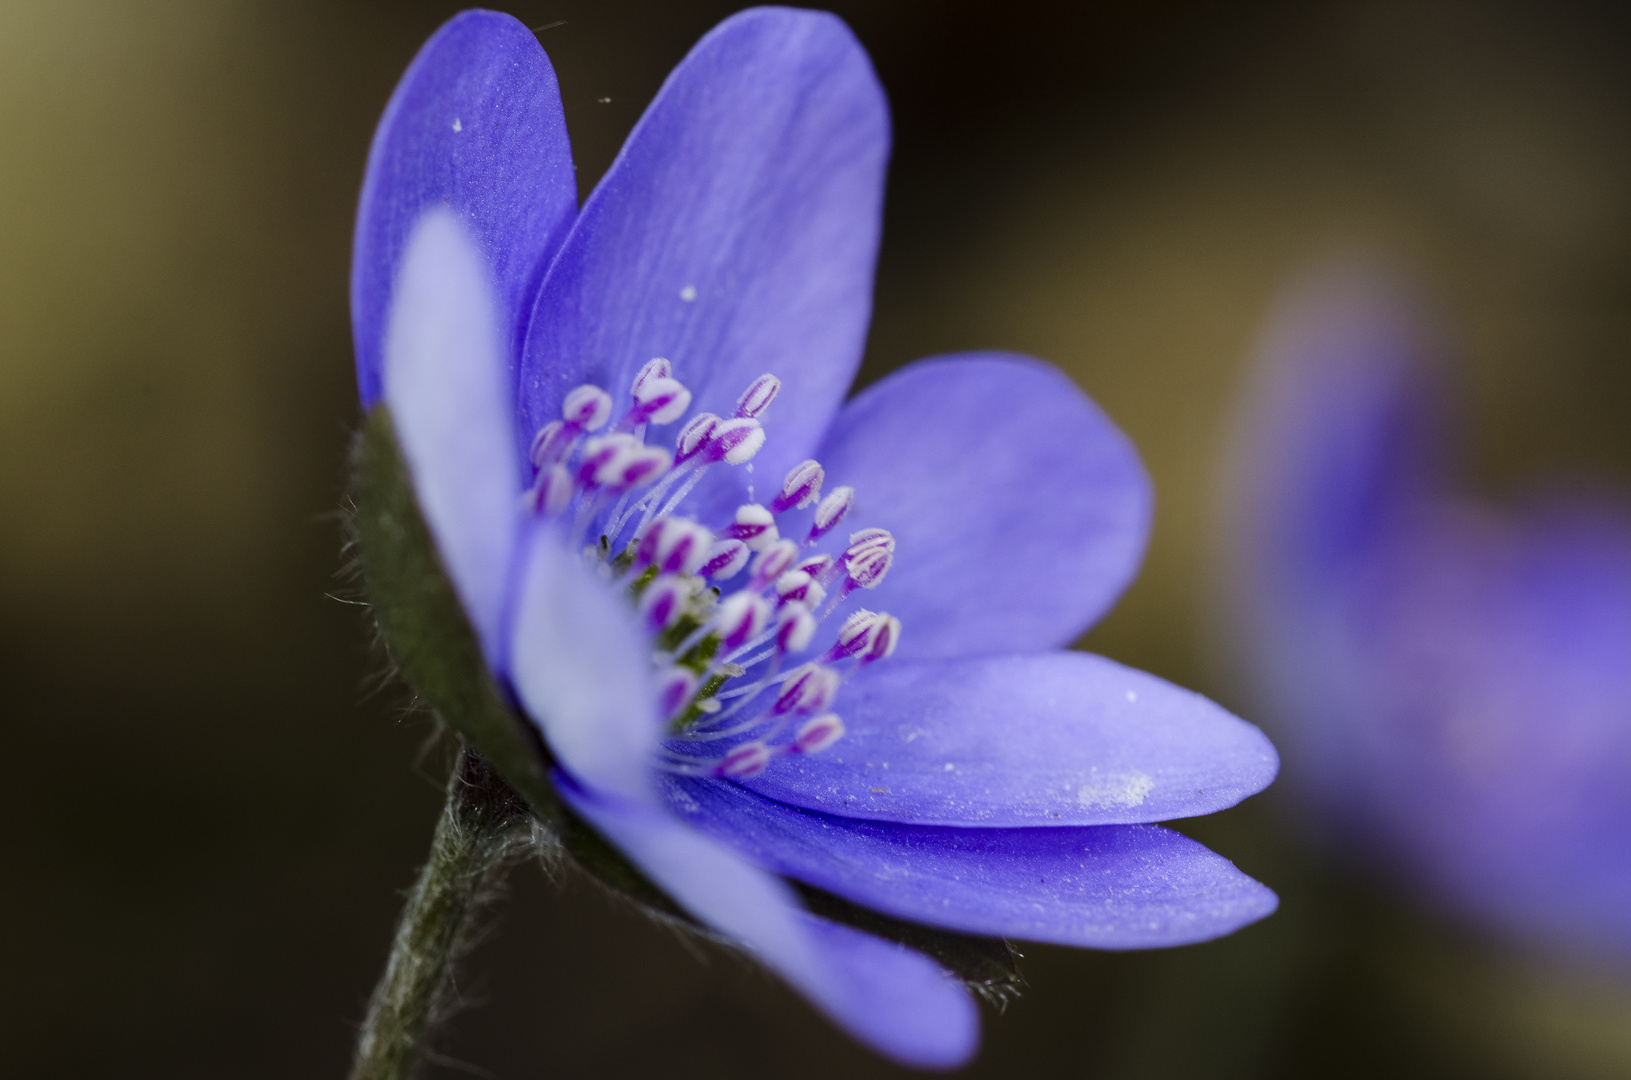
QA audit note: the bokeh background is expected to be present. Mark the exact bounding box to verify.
[5,0,1631,1075]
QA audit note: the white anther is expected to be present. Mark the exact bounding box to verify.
[776,603,817,655]
[614,445,672,490]
[657,667,699,718]
[847,527,895,555]
[862,614,901,662]
[530,420,573,468]
[792,713,845,755]
[579,433,637,486]
[641,517,711,576]
[834,609,884,657]
[844,544,893,589]
[700,539,750,580]
[675,412,721,463]
[525,462,574,517]
[631,357,671,395]
[640,574,689,632]
[752,539,800,584]
[715,591,770,651]
[796,554,833,576]
[734,373,781,418]
[633,375,692,425]
[717,741,773,779]
[561,384,613,430]
[774,569,825,609]
[707,417,765,465]
[808,486,854,540]
[728,503,779,552]
[774,459,824,512]
[774,663,840,715]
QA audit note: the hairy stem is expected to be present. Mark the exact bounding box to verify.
[349,746,535,1080]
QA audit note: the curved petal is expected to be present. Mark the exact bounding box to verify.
[517,7,888,497]
[558,777,979,1069]
[382,209,520,659]
[812,354,1152,660]
[670,777,1277,948]
[510,526,659,802]
[353,9,577,406]
[744,651,1277,826]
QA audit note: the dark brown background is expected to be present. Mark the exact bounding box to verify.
[4,1,1631,1076]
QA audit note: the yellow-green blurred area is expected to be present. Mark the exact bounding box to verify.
[4,0,1631,1075]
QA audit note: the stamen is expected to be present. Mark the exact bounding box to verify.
[632,375,692,425]
[637,517,712,576]
[776,603,816,655]
[807,486,854,542]
[772,459,824,513]
[861,614,901,662]
[703,417,766,465]
[657,667,699,718]
[750,539,800,586]
[717,741,773,778]
[530,420,573,468]
[524,462,574,517]
[843,528,895,588]
[674,412,721,464]
[562,384,614,430]
[792,713,845,755]
[700,539,750,580]
[715,592,770,651]
[725,504,779,551]
[640,574,690,632]
[827,609,886,660]
[774,663,839,715]
[774,569,825,609]
[735,373,781,418]
[631,357,672,394]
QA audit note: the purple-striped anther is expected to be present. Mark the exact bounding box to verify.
[776,603,816,655]
[734,373,782,419]
[774,663,840,716]
[631,375,692,425]
[526,462,574,516]
[717,741,773,779]
[703,417,765,465]
[797,553,832,576]
[562,384,614,430]
[631,357,672,395]
[829,609,881,659]
[614,445,672,489]
[843,528,895,588]
[861,614,901,662]
[715,591,770,651]
[657,667,699,719]
[773,458,824,513]
[726,503,779,551]
[807,485,854,542]
[674,412,721,464]
[639,517,712,576]
[700,538,750,580]
[640,574,689,632]
[792,713,845,755]
[775,569,825,609]
[751,539,800,586]
[530,420,571,468]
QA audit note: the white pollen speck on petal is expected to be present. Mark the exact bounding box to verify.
[1076,772,1155,809]
[452,118,462,132]
[1125,690,1138,702]
[679,285,697,302]
[944,763,954,771]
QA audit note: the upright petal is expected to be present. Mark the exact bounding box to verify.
[510,527,659,803]
[518,7,888,493]
[559,778,979,1069]
[745,651,1277,826]
[671,777,1278,948]
[382,209,520,659]
[354,9,577,406]
[811,354,1152,660]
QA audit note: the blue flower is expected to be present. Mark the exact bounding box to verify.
[1226,268,1631,956]
[353,8,1279,1067]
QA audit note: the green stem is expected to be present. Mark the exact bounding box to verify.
[349,746,534,1080]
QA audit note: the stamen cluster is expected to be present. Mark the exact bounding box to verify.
[521,359,901,778]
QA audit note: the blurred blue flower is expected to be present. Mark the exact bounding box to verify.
[355,8,1278,1065]
[1227,268,1631,955]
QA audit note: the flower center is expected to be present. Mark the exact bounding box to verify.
[522,358,900,779]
